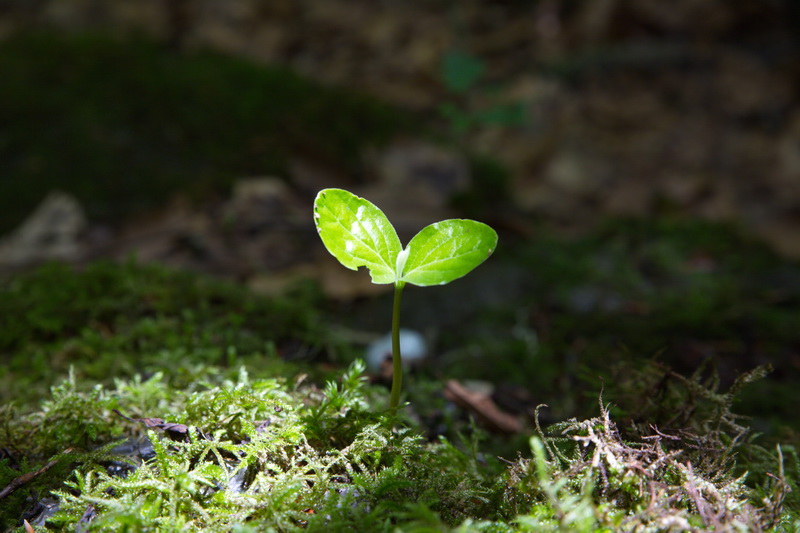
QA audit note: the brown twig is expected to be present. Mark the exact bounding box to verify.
[0,448,73,501]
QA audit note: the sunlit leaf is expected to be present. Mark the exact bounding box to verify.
[313,188,402,284]
[399,220,497,287]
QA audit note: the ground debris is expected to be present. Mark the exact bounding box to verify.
[112,409,202,443]
[443,379,522,435]
[506,402,786,531]
[0,448,72,501]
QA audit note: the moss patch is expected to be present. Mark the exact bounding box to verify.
[0,260,333,408]
[0,257,797,531]
[1,361,796,531]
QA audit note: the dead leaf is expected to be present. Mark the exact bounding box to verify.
[443,380,522,434]
[113,409,200,442]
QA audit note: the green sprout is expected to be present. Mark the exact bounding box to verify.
[313,188,498,409]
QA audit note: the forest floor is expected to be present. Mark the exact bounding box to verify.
[0,21,799,532]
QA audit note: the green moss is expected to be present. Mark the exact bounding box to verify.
[1,231,798,530]
[0,260,332,408]
[3,360,793,531]
[0,31,418,233]
[1,362,503,531]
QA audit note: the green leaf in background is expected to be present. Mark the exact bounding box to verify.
[399,220,498,287]
[438,101,476,134]
[313,188,402,284]
[441,50,485,94]
[477,102,527,128]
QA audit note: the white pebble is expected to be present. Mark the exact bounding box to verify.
[365,329,427,371]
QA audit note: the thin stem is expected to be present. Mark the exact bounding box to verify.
[389,281,405,409]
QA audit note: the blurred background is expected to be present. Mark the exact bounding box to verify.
[1,0,800,439]
[2,1,799,254]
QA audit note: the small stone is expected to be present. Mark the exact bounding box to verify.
[0,191,86,268]
[365,329,427,373]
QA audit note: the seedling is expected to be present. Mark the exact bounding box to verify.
[313,188,498,408]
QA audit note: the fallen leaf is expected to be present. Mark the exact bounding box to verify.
[113,409,199,442]
[443,380,522,434]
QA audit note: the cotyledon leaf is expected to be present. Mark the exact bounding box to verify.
[313,188,402,284]
[399,219,497,287]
